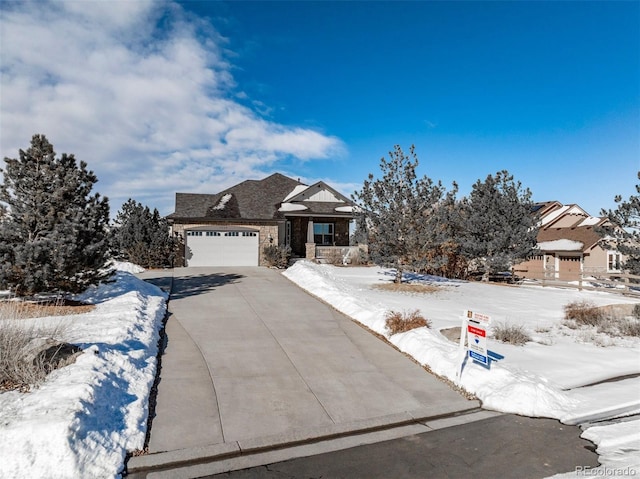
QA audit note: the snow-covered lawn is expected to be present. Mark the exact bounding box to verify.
[0,263,167,479]
[284,261,640,477]
[2,260,637,477]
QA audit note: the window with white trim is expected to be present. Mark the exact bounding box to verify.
[607,252,622,272]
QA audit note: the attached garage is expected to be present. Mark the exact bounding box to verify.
[185,226,259,267]
[558,255,582,281]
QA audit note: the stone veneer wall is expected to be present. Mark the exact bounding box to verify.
[171,222,280,267]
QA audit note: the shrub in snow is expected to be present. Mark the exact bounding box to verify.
[563,300,640,339]
[564,300,606,327]
[492,322,531,345]
[325,248,345,266]
[385,309,431,335]
[618,318,640,337]
[0,319,72,391]
[263,244,291,268]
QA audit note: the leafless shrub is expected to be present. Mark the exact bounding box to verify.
[325,249,345,266]
[349,249,370,266]
[563,300,606,327]
[617,318,640,337]
[263,244,292,268]
[562,300,640,341]
[493,322,530,345]
[385,309,431,335]
[0,299,73,391]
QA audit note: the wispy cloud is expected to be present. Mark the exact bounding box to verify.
[0,1,344,214]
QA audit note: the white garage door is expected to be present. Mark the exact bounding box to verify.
[185,229,259,267]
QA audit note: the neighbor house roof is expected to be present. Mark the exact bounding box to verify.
[536,226,603,252]
[168,173,354,222]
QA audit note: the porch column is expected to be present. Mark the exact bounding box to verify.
[306,218,316,259]
[307,219,314,243]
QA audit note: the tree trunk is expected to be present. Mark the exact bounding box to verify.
[395,267,403,284]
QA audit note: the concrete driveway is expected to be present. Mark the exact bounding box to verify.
[130,267,479,476]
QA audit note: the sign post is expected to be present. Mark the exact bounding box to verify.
[456,310,492,383]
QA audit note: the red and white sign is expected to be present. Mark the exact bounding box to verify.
[457,310,492,380]
[467,323,488,364]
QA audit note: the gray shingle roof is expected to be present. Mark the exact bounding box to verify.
[168,173,354,221]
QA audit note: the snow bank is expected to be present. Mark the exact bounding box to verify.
[0,269,167,479]
[111,261,145,274]
[284,261,640,474]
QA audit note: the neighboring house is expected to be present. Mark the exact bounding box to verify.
[167,173,355,267]
[516,201,624,281]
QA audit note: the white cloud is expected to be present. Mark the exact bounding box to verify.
[0,1,344,215]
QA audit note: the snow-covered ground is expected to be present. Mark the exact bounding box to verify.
[284,261,640,478]
[0,263,167,479]
[1,260,637,477]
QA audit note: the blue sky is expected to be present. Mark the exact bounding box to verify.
[1,1,638,216]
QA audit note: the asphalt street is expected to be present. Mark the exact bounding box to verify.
[206,414,598,479]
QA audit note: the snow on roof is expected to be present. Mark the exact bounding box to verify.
[537,239,584,251]
[540,205,570,226]
[335,205,353,213]
[283,184,309,202]
[212,193,232,210]
[577,216,602,227]
[278,202,308,212]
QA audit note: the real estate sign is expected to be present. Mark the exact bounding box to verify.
[456,310,492,382]
[467,323,488,365]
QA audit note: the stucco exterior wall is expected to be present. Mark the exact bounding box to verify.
[584,246,607,274]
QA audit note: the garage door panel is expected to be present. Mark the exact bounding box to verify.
[186,231,259,267]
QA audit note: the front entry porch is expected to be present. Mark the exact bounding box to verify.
[287,216,351,258]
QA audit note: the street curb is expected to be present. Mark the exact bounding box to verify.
[126,405,481,475]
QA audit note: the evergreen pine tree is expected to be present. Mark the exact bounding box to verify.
[423,184,468,278]
[113,199,179,268]
[601,171,640,274]
[460,170,538,280]
[353,145,446,283]
[0,134,110,295]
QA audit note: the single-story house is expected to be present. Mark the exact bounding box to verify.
[516,201,624,281]
[167,173,355,267]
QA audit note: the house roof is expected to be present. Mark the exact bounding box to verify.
[284,181,350,204]
[532,201,563,216]
[537,226,603,252]
[168,173,354,222]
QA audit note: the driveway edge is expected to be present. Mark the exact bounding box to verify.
[126,405,483,477]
